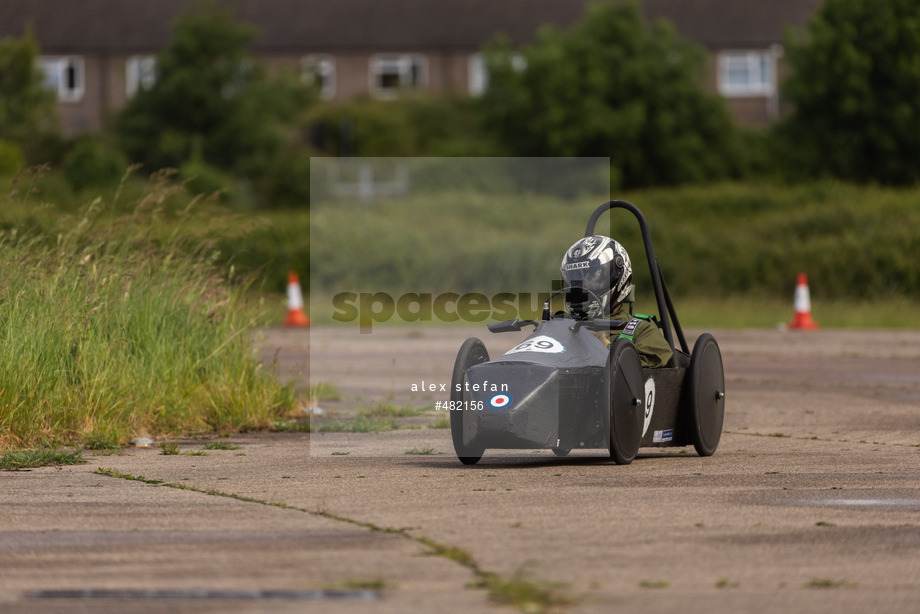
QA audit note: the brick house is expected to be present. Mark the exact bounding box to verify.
[0,0,821,135]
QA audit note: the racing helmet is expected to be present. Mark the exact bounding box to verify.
[560,236,633,318]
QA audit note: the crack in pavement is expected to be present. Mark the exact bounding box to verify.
[95,467,576,613]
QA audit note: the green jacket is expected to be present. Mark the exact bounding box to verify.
[597,312,673,368]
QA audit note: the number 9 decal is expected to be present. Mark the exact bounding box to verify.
[643,376,656,437]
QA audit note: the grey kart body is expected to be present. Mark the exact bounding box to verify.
[454,318,691,453]
[459,318,608,451]
[448,200,726,464]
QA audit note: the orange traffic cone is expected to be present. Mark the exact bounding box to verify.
[788,272,819,330]
[284,271,311,327]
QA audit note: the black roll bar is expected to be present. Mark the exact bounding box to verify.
[584,200,689,355]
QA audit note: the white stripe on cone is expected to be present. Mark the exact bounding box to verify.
[789,272,818,330]
[287,277,304,310]
[793,278,811,314]
[284,272,311,327]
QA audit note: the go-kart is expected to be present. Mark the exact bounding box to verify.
[449,200,725,465]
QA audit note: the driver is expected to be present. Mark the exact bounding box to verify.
[560,236,672,368]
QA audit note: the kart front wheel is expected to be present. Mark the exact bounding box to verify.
[607,339,644,465]
[450,337,489,465]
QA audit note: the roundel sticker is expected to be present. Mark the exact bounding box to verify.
[642,376,656,436]
[489,393,513,409]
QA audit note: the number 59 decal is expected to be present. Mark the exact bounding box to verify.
[504,335,566,355]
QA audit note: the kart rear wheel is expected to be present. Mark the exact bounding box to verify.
[607,339,644,465]
[688,333,725,456]
[450,337,489,465]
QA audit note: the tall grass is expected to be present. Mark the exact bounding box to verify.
[0,173,295,448]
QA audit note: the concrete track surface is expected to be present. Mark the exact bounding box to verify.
[2,327,919,613]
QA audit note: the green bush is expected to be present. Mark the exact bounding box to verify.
[305,181,920,302]
[31,167,74,208]
[780,0,920,185]
[257,147,311,208]
[180,157,241,204]
[214,212,310,294]
[0,28,59,160]
[306,99,416,157]
[62,137,128,191]
[304,95,499,157]
[0,140,24,176]
[478,2,740,188]
[115,3,315,185]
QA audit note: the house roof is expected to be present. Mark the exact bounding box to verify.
[643,0,821,48]
[0,0,821,54]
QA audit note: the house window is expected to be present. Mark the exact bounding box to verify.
[302,55,335,99]
[126,56,156,97]
[718,51,775,96]
[468,52,527,96]
[468,53,487,96]
[370,54,427,98]
[39,56,85,102]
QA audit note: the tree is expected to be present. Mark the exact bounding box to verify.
[780,0,920,185]
[115,1,314,175]
[478,1,739,189]
[0,27,58,159]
